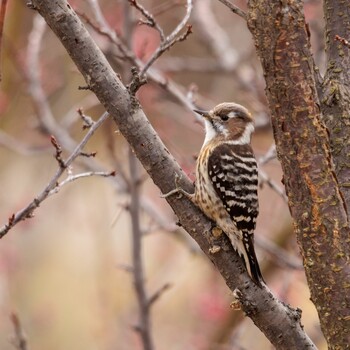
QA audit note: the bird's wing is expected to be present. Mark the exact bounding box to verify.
[207,143,259,235]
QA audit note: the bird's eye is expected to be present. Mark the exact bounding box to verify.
[220,115,229,121]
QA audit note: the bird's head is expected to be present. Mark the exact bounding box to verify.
[194,102,254,146]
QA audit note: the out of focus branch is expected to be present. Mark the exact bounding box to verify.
[194,0,238,70]
[258,144,276,165]
[258,144,287,202]
[259,168,287,202]
[256,235,302,270]
[128,148,154,350]
[217,0,246,20]
[10,312,28,350]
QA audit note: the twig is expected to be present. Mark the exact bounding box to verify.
[258,144,287,202]
[258,144,276,165]
[10,312,28,350]
[128,0,165,41]
[50,135,66,168]
[217,0,247,20]
[148,283,172,307]
[255,235,303,270]
[0,112,110,238]
[26,14,79,151]
[335,34,350,48]
[140,0,193,76]
[128,148,154,350]
[77,107,95,129]
[78,0,136,62]
[80,151,97,157]
[259,168,288,202]
[48,170,115,196]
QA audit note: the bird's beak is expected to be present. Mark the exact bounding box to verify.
[193,109,210,119]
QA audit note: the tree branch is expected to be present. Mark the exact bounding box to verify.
[29,1,316,348]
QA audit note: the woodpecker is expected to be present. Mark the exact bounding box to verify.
[164,102,264,287]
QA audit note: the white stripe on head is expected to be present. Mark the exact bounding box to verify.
[226,122,254,145]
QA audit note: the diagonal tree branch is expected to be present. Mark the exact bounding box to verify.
[29,0,316,348]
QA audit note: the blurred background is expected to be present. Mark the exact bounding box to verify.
[0,0,326,349]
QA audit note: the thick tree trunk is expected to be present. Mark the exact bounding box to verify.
[321,0,350,208]
[247,1,350,348]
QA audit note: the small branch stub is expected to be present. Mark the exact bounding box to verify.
[77,107,95,129]
[128,67,147,95]
[50,135,66,168]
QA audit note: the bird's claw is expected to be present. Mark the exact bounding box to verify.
[161,173,193,200]
[161,173,184,199]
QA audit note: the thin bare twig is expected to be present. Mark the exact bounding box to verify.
[148,283,172,307]
[259,168,288,202]
[140,0,193,76]
[77,107,95,129]
[128,0,165,41]
[50,135,66,168]
[217,0,246,20]
[0,112,110,238]
[258,144,276,165]
[128,148,154,350]
[48,170,115,196]
[255,235,302,270]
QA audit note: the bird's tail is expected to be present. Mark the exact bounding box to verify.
[241,236,265,287]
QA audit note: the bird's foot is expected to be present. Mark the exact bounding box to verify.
[161,173,194,201]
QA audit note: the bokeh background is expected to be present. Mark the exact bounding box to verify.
[0,0,326,349]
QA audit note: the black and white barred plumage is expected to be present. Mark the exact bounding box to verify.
[194,103,264,286]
